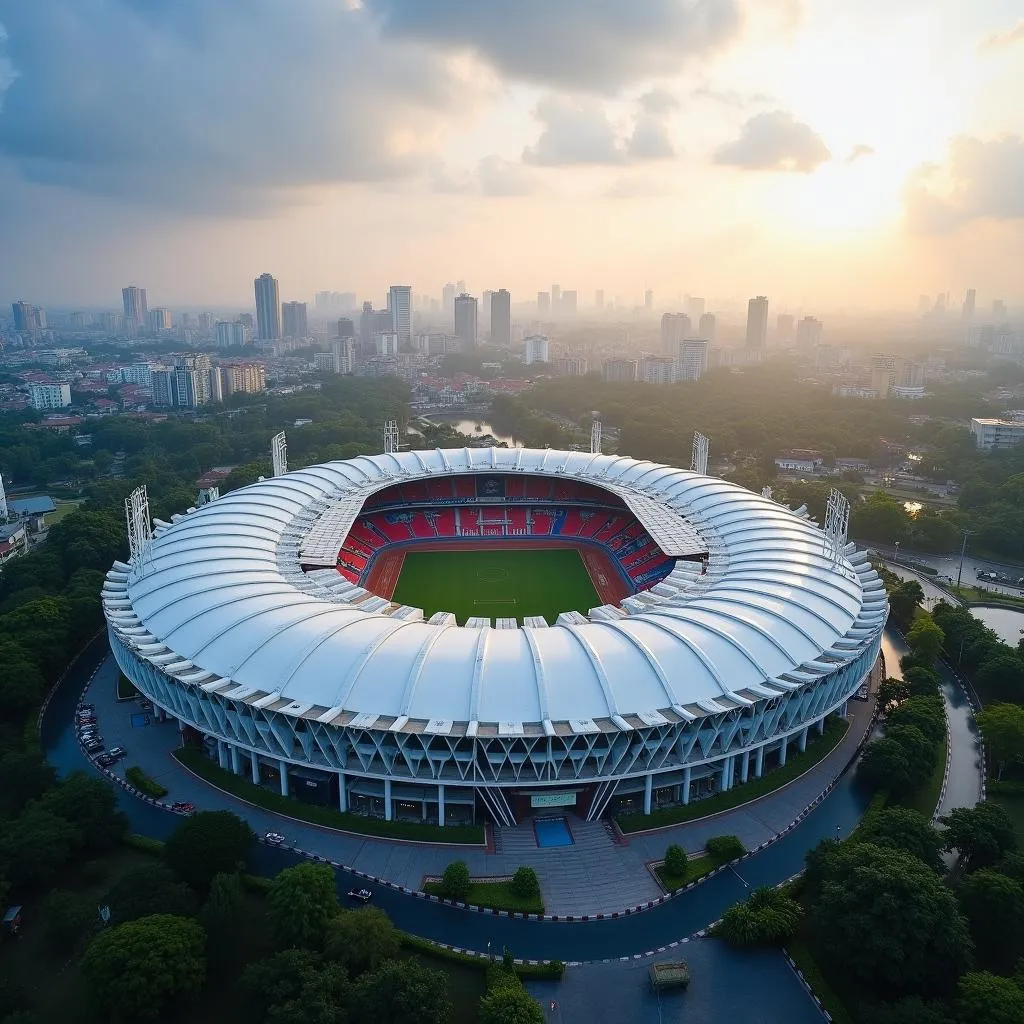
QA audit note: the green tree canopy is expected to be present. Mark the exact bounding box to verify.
[268,863,338,950]
[976,703,1024,779]
[349,959,452,1024]
[323,906,401,977]
[81,914,207,1023]
[478,986,546,1024]
[39,772,127,852]
[906,615,945,666]
[103,864,198,925]
[0,805,80,888]
[199,871,245,971]
[860,807,944,873]
[887,695,946,746]
[957,869,1024,973]
[440,860,471,901]
[955,971,1024,1024]
[716,885,803,947]
[164,809,253,890]
[941,803,1018,871]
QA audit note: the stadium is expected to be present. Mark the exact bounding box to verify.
[103,446,886,828]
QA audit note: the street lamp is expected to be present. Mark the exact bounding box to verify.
[956,529,973,590]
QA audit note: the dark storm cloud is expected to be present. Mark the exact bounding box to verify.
[0,0,462,211]
[365,0,742,92]
[714,110,830,172]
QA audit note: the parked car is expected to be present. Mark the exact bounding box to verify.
[347,888,373,903]
[171,802,195,814]
[85,741,104,753]
[76,715,96,725]
[78,703,94,711]
[264,832,286,846]
[96,754,117,768]
[107,746,127,760]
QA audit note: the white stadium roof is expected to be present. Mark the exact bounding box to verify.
[109,447,886,735]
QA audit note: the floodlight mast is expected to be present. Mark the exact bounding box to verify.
[691,432,709,475]
[383,420,400,455]
[590,412,602,455]
[271,432,288,477]
[823,488,851,563]
[124,485,153,576]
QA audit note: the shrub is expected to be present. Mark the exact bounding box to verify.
[664,844,688,877]
[510,866,540,900]
[715,886,803,947]
[706,835,746,863]
[125,766,168,800]
[440,860,471,901]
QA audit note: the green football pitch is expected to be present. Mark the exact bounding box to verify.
[391,548,601,625]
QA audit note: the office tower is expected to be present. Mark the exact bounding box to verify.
[796,316,823,348]
[524,335,550,365]
[602,359,638,382]
[561,290,578,315]
[595,289,604,311]
[644,289,653,312]
[698,312,716,342]
[197,312,214,331]
[639,355,676,383]
[775,313,794,345]
[746,296,769,349]
[12,301,44,333]
[456,280,466,294]
[254,273,282,341]
[27,382,72,410]
[281,301,308,339]
[678,339,709,382]
[454,293,478,348]
[331,337,356,374]
[151,369,175,407]
[236,313,252,330]
[687,297,705,321]
[554,356,588,376]
[489,289,511,347]
[537,291,550,314]
[661,312,691,355]
[993,299,1007,318]
[68,312,91,329]
[374,332,399,357]
[551,284,561,311]
[481,290,493,328]
[147,308,172,331]
[442,282,456,317]
[387,285,412,347]
[122,285,148,327]
[216,321,247,348]
[962,289,976,318]
[337,317,355,338]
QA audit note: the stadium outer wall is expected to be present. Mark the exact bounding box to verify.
[108,627,880,828]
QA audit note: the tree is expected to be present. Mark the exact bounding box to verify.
[888,580,925,627]
[859,996,954,1024]
[941,803,1018,871]
[478,987,545,1024]
[349,959,452,1024]
[860,807,944,873]
[903,666,941,697]
[510,866,540,901]
[705,835,745,863]
[103,865,198,925]
[887,695,946,745]
[956,971,1024,1024]
[957,869,1024,972]
[268,863,338,949]
[907,616,945,666]
[877,677,910,711]
[976,704,1024,779]
[715,886,802,947]
[664,844,688,878]
[323,907,400,976]
[200,872,245,970]
[81,914,206,1023]
[41,889,97,955]
[164,810,253,890]
[0,805,80,888]
[974,651,1024,704]
[440,860,471,901]
[813,843,972,996]
[40,772,127,852]
[858,734,933,799]
[0,750,55,818]
[241,949,333,1022]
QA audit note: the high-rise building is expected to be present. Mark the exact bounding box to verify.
[551,284,561,311]
[871,355,923,398]
[537,291,551,314]
[375,332,399,357]
[331,337,356,374]
[993,299,1007,318]
[68,312,91,329]
[678,339,709,382]
[12,301,44,333]
[687,297,705,321]
[640,356,676,384]
[644,289,653,312]
[524,335,549,365]
[962,289,976,318]
[27,382,72,410]
[561,290,578,315]
[661,312,691,355]
[147,308,172,331]
[281,301,308,339]
[198,312,214,331]
[216,321,248,348]
[442,283,456,318]
[490,289,511,347]
[698,312,716,341]
[151,369,175,407]
[454,294,478,348]
[174,354,213,407]
[387,285,412,348]
[775,313,794,345]
[746,296,769,349]
[337,317,355,338]
[595,289,604,311]
[796,316,823,349]
[603,359,637,382]
[254,273,282,341]
[221,363,266,396]
[122,285,148,327]
[555,356,588,376]
[359,303,393,354]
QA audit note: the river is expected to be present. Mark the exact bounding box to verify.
[970,605,1024,647]
[416,415,519,447]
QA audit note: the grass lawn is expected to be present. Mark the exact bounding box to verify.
[784,936,855,1024]
[952,586,1024,610]
[617,718,850,833]
[391,547,599,625]
[423,879,545,914]
[45,498,84,525]
[174,745,485,845]
[116,672,137,700]
[653,854,716,893]
[991,794,1024,844]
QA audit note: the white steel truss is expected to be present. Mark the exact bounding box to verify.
[590,416,602,455]
[124,485,153,575]
[824,488,851,563]
[691,432,709,475]
[383,420,400,455]
[271,432,288,477]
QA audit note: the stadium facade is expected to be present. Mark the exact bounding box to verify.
[103,447,886,827]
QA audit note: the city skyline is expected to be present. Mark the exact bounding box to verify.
[0,3,1021,308]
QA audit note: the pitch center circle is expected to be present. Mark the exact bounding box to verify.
[476,565,510,583]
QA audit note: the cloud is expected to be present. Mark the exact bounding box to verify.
[606,176,679,199]
[692,85,775,108]
[904,135,1024,233]
[638,89,681,116]
[476,155,537,196]
[627,118,676,161]
[365,0,742,92]
[978,18,1024,52]
[846,144,875,162]
[0,0,470,211]
[713,110,830,172]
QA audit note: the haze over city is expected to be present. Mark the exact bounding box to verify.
[1,0,1023,310]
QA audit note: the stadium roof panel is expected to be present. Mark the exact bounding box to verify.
[112,447,881,732]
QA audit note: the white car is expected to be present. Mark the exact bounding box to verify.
[264,832,286,846]
[347,888,373,903]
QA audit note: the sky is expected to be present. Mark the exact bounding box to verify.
[0,0,1022,313]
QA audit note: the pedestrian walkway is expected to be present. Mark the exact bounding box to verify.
[83,647,876,916]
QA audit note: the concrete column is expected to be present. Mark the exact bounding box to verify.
[840,700,849,719]
[338,772,347,813]
[755,744,765,778]
[799,726,809,753]
[643,773,653,815]
[279,760,289,798]
[217,740,227,769]
[817,717,825,735]
[741,750,750,784]
[438,783,446,827]
[720,758,731,792]
[250,750,260,785]
[230,744,241,775]
[779,736,788,768]
[682,766,691,805]
[384,778,393,821]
